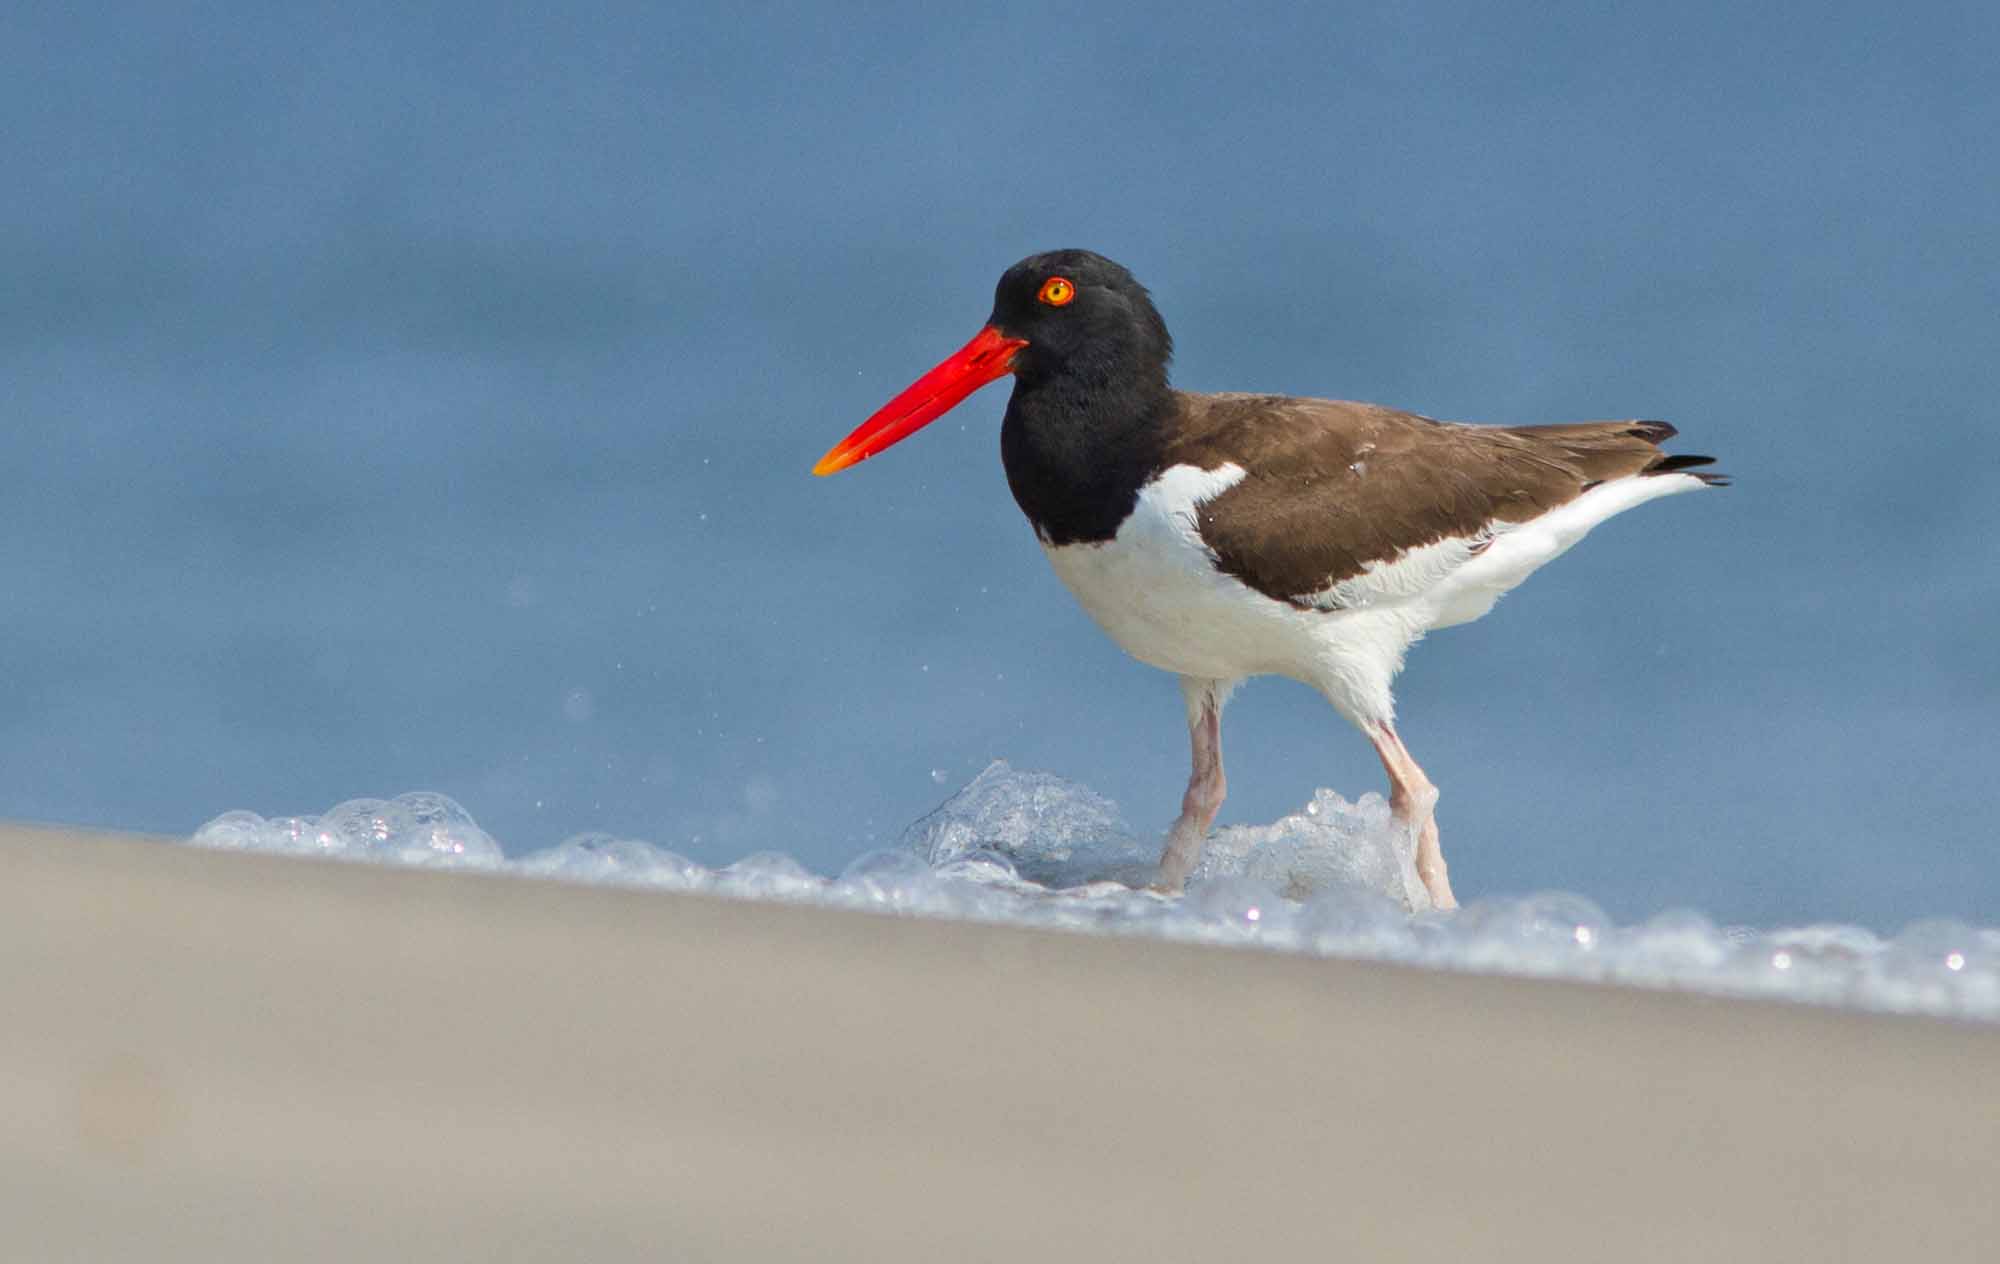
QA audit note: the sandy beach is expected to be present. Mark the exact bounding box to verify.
[2,819,1994,1262]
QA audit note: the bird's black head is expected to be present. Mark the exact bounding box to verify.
[988,250,1174,393]
[812,249,1173,477]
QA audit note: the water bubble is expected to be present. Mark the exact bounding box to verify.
[840,848,933,885]
[933,847,1020,887]
[834,848,944,911]
[266,815,345,854]
[718,851,822,900]
[392,792,504,866]
[318,798,415,857]
[900,760,1147,886]
[520,833,708,889]
[190,810,267,851]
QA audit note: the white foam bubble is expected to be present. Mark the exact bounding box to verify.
[900,760,1152,887]
[514,833,709,890]
[1195,788,1426,909]
[191,792,504,868]
[185,763,2000,1024]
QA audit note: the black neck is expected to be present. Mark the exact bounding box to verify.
[999,369,1175,546]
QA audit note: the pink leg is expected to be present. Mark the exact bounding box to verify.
[1368,722,1458,910]
[1154,678,1229,893]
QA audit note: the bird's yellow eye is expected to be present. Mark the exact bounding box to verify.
[1037,276,1076,307]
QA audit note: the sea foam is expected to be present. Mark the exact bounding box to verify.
[189,761,2000,1024]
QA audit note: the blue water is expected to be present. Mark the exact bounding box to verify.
[5,1,1998,931]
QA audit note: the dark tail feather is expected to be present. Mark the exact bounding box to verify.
[1645,451,1730,486]
[1516,417,1728,485]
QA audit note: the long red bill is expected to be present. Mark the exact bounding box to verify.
[813,325,1028,476]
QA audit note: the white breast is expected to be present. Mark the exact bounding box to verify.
[1040,464,1422,725]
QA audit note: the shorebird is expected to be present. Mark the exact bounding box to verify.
[814,250,1723,908]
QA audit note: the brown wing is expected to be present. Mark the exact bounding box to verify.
[1166,393,1714,608]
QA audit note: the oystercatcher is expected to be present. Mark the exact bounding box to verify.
[814,250,1724,909]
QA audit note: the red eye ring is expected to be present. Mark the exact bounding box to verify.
[1037,276,1076,307]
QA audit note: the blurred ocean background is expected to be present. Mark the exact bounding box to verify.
[4,1,1995,929]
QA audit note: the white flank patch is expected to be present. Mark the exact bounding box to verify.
[1306,532,1488,612]
[1421,472,1708,629]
